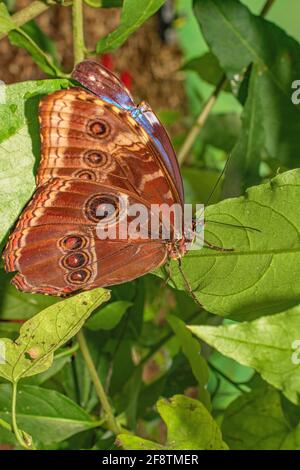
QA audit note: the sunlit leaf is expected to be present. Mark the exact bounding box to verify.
[157,169,300,319]
[0,288,110,382]
[118,394,228,450]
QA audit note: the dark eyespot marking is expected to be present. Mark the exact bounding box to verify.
[84,151,107,167]
[87,119,110,138]
[60,235,86,251]
[85,194,119,223]
[62,252,88,269]
[67,268,92,284]
[74,169,96,181]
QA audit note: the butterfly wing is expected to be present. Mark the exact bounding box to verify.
[38,88,180,206]
[72,60,184,204]
[4,66,182,296]
[3,179,167,295]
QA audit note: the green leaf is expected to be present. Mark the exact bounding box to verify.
[201,112,241,153]
[0,288,110,382]
[85,300,132,331]
[117,434,163,450]
[189,305,300,404]
[193,0,300,168]
[167,315,210,409]
[182,167,222,205]
[0,384,100,445]
[0,3,14,35]
[182,52,230,90]
[8,29,62,76]
[0,79,70,246]
[222,64,265,197]
[222,386,300,450]
[157,169,300,319]
[96,0,166,53]
[118,394,228,450]
[0,270,58,320]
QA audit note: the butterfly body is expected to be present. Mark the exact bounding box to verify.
[3,61,187,296]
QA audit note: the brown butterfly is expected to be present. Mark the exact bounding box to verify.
[3,60,193,297]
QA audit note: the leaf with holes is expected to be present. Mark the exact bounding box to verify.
[0,288,110,383]
[118,394,228,450]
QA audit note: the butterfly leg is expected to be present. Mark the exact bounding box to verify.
[163,260,172,287]
[177,258,203,308]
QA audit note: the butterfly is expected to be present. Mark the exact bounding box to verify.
[3,60,193,297]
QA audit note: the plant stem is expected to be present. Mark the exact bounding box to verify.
[72,0,85,65]
[54,342,79,360]
[11,382,35,450]
[0,1,50,41]
[177,0,277,166]
[260,0,276,16]
[177,76,227,166]
[0,417,12,432]
[77,329,121,435]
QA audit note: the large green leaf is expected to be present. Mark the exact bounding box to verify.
[222,386,300,450]
[0,384,100,445]
[193,0,300,168]
[167,315,210,408]
[158,169,300,319]
[118,394,228,450]
[96,0,166,53]
[0,288,110,382]
[189,305,300,404]
[0,79,70,246]
[222,64,265,197]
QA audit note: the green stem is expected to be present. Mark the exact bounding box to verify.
[11,382,35,450]
[54,342,79,360]
[0,1,50,42]
[77,330,121,436]
[0,417,12,432]
[72,0,85,65]
[260,0,276,16]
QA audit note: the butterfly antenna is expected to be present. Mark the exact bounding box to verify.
[201,154,261,234]
[205,153,232,207]
[206,219,261,233]
[177,258,203,309]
